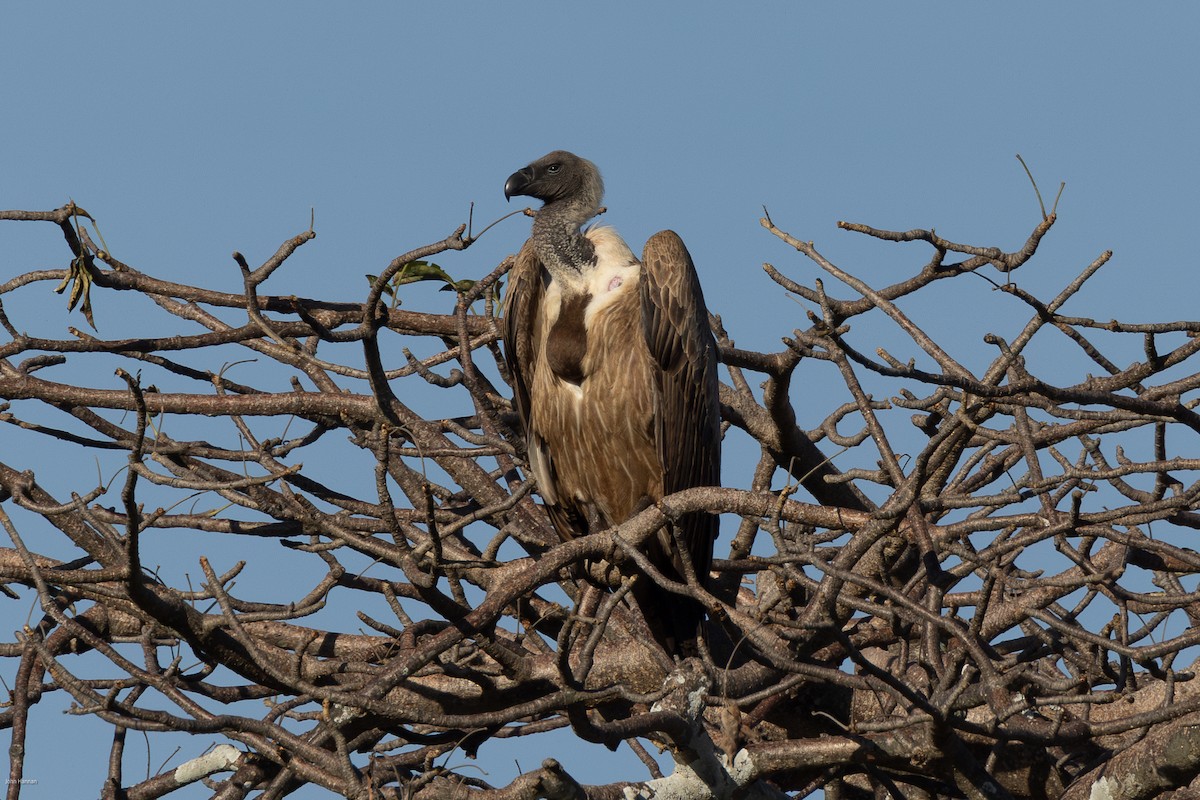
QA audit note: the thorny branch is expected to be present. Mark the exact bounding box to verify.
[2,203,1200,799]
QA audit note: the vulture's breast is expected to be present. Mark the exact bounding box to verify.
[530,227,663,522]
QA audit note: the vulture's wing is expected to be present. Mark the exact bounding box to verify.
[503,241,559,508]
[640,230,721,582]
[503,241,541,434]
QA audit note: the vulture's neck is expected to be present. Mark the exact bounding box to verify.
[531,196,598,285]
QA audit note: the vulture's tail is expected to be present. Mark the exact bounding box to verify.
[634,510,715,659]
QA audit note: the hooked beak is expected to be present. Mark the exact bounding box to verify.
[504,167,533,202]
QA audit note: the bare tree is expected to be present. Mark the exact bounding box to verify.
[2,194,1200,800]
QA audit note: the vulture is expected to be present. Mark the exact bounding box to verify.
[502,150,721,654]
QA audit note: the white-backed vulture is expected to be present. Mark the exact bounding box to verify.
[502,150,721,654]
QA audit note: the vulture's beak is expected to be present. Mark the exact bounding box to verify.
[504,168,532,202]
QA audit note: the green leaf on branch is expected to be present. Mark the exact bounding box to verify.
[52,201,102,330]
[367,261,475,307]
[54,255,97,330]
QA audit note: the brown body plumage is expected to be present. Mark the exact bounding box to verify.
[502,151,721,653]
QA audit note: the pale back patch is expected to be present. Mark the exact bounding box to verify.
[582,226,640,329]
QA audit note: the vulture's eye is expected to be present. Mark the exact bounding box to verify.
[546,164,561,174]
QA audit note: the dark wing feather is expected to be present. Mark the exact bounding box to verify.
[640,230,721,583]
[503,240,543,437]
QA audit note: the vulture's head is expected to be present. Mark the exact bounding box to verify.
[504,150,603,214]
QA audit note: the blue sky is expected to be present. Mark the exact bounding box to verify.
[3,4,1200,797]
